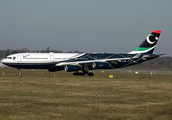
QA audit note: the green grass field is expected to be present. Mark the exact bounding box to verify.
[0,68,172,120]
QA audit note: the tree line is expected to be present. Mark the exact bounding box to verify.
[140,56,172,68]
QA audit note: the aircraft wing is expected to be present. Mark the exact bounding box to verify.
[56,58,131,66]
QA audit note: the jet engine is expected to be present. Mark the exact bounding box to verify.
[64,65,82,72]
[92,62,110,69]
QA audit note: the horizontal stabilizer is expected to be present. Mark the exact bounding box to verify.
[142,54,166,59]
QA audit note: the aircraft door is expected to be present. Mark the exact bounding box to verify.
[128,55,131,62]
[17,55,22,62]
[50,55,54,61]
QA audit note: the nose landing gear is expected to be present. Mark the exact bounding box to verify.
[17,68,22,74]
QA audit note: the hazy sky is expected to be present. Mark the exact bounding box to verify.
[0,0,172,56]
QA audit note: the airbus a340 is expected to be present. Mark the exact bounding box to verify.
[2,30,162,76]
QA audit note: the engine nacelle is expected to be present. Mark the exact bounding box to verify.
[64,65,82,72]
[92,62,110,69]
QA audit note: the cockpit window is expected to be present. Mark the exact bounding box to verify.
[6,56,16,60]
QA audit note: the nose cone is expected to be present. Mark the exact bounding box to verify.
[1,59,7,64]
[1,59,9,66]
[1,59,4,63]
[1,59,5,63]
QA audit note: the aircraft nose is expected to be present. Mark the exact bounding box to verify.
[1,59,6,63]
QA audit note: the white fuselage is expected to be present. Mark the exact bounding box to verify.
[2,53,85,64]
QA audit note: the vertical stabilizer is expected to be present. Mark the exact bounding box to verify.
[129,30,161,54]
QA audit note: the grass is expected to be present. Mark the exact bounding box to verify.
[0,68,172,120]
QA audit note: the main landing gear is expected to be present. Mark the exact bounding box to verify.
[73,71,94,76]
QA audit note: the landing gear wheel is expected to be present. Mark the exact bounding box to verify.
[18,71,22,74]
[73,71,94,76]
[73,72,84,76]
[88,72,94,76]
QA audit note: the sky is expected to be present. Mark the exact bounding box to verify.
[0,0,172,56]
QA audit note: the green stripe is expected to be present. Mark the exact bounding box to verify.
[134,47,152,51]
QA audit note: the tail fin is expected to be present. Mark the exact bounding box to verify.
[129,30,161,54]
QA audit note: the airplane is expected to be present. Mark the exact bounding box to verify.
[2,30,163,76]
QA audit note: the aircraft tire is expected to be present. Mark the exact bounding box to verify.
[73,72,84,76]
[88,72,94,76]
[18,72,22,74]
